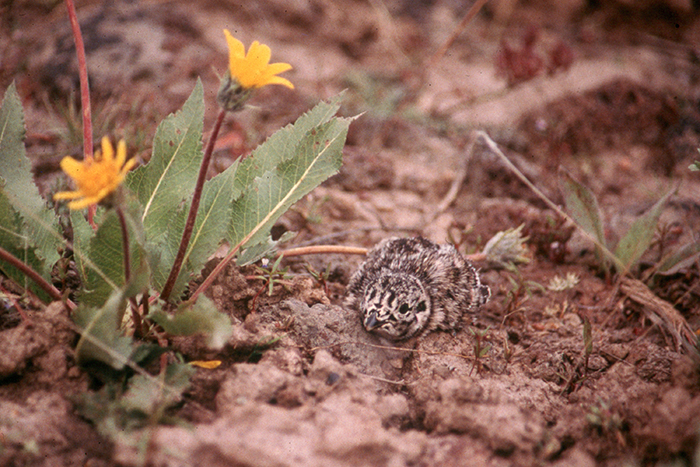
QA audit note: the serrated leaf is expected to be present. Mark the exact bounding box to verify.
[0,187,48,300]
[125,80,204,291]
[614,189,674,273]
[149,295,232,349]
[229,93,345,193]
[228,116,351,250]
[0,83,60,275]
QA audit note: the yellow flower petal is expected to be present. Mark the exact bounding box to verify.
[224,29,245,59]
[53,190,83,200]
[189,360,222,369]
[116,139,127,168]
[59,156,86,179]
[100,136,114,163]
[266,62,293,75]
[261,75,294,89]
[247,41,272,70]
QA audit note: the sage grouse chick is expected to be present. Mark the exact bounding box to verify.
[345,237,490,341]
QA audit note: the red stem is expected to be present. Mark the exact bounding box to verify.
[0,246,75,309]
[65,0,97,229]
[65,0,92,162]
[160,108,227,302]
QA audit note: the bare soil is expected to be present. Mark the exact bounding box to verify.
[2,0,700,465]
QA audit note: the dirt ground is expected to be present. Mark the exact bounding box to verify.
[2,0,700,465]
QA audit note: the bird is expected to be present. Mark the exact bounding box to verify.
[344,237,490,341]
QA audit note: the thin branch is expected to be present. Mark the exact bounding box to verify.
[161,108,227,302]
[278,245,369,258]
[426,0,490,69]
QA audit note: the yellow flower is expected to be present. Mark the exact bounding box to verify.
[217,30,293,111]
[224,30,293,90]
[54,137,136,210]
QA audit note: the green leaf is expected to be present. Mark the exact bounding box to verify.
[125,80,204,291]
[655,240,700,276]
[614,189,674,273]
[121,363,194,415]
[0,83,60,276]
[73,290,133,369]
[72,201,148,307]
[0,187,47,300]
[149,295,232,349]
[76,362,194,437]
[229,93,345,193]
[228,115,351,250]
[559,170,611,270]
[73,265,149,369]
[236,231,296,266]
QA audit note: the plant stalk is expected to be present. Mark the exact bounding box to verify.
[426,0,489,69]
[65,0,97,228]
[160,108,227,302]
[116,204,142,334]
[0,246,73,307]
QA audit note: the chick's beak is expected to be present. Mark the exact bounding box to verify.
[364,312,381,331]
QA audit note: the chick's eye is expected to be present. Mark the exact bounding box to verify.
[417,301,427,312]
[398,304,410,315]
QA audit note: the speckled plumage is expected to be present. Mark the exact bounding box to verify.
[344,237,490,341]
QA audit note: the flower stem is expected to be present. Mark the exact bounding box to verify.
[65,0,97,229]
[116,205,142,334]
[0,246,73,308]
[65,0,92,162]
[160,108,227,302]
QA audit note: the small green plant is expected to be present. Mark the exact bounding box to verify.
[304,262,332,296]
[249,255,291,312]
[586,398,625,445]
[469,326,492,375]
[559,169,675,276]
[502,264,544,319]
[481,224,531,268]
